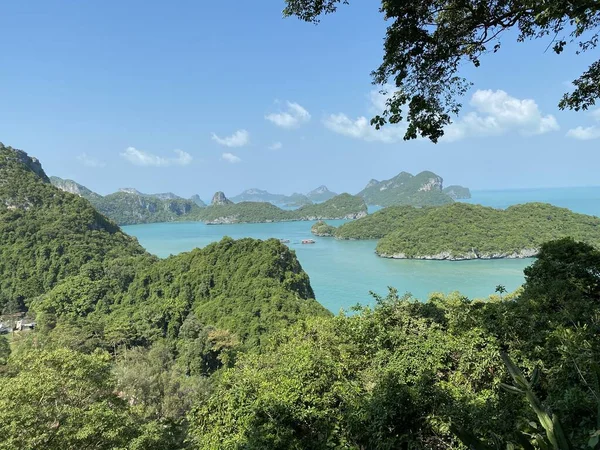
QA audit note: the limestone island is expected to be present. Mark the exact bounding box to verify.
[328,202,600,260]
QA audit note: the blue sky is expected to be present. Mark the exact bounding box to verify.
[1,0,599,200]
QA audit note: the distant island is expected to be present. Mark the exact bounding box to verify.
[311,220,336,237]
[230,185,337,206]
[50,177,366,225]
[356,171,457,207]
[442,185,471,200]
[51,177,204,226]
[50,169,472,225]
[319,202,600,260]
[194,192,367,224]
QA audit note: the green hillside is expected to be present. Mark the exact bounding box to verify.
[194,193,367,224]
[374,202,600,259]
[357,170,455,207]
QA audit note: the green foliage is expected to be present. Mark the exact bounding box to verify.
[0,143,147,313]
[364,202,600,259]
[0,348,136,450]
[311,220,336,236]
[193,193,367,224]
[358,170,454,207]
[284,0,600,142]
[93,192,202,226]
[335,204,425,240]
[119,237,329,348]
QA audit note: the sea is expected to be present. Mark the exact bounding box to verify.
[122,186,600,313]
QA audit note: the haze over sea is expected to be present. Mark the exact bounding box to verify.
[123,186,600,312]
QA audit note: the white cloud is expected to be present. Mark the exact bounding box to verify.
[442,90,559,142]
[266,102,311,129]
[211,129,249,147]
[323,114,407,143]
[120,147,192,167]
[566,126,600,140]
[566,108,600,140]
[77,153,106,168]
[268,141,283,150]
[222,152,241,163]
[323,87,407,143]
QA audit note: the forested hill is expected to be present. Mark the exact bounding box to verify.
[0,143,148,313]
[357,170,456,207]
[0,143,327,337]
[50,176,204,226]
[332,202,600,260]
[194,193,367,224]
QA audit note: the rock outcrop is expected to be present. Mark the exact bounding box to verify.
[211,191,233,206]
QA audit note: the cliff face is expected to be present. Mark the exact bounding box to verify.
[1,143,50,183]
[50,176,102,200]
[211,191,233,206]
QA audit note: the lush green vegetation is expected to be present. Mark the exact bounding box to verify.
[4,144,600,449]
[334,201,600,259]
[294,193,366,219]
[0,143,149,314]
[50,176,205,225]
[376,202,600,259]
[357,170,455,207]
[92,192,202,226]
[335,205,425,240]
[194,193,366,224]
[311,220,336,236]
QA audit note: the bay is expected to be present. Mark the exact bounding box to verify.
[123,186,600,313]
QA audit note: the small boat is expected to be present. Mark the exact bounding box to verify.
[301,239,316,244]
[279,239,290,243]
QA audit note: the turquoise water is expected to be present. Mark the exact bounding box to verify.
[123,187,600,313]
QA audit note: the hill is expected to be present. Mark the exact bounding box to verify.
[231,189,313,207]
[357,170,455,207]
[0,143,148,313]
[372,202,600,260]
[334,205,424,240]
[50,176,103,201]
[443,185,472,199]
[190,194,207,207]
[92,192,201,225]
[194,193,366,224]
[1,142,328,340]
[51,177,204,225]
[307,185,337,202]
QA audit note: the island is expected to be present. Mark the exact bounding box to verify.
[443,185,472,200]
[194,192,367,224]
[50,176,207,225]
[356,170,466,207]
[311,220,336,236]
[329,202,600,260]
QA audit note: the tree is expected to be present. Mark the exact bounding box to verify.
[495,284,507,298]
[283,0,600,142]
[0,348,136,450]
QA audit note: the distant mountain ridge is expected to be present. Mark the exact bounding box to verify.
[231,188,313,206]
[51,177,204,225]
[49,168,470,224]
[307,185,337,202]
[357,170,456,207]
